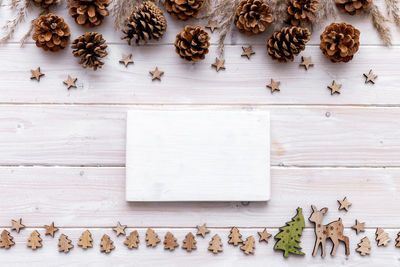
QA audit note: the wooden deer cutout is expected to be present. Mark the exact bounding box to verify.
[309,205,350,257]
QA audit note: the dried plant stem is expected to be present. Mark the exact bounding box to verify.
[385,0,400,27]
[369,4,392,46]
[312,0,337,31]
[20,8,48,46]
[1,0,30,44]
[268,0,289,30]
[111,0,141,30]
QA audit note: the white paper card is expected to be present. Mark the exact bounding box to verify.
[126,109,270,202]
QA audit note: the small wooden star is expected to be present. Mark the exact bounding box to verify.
[206,20,218,33]
[364,69,377,84]
[211,57,225,72]
[267,79,280,93]
[338,197,352,212]
[351,220,365,234]
[149,67,164,81]
[112,222,127,236]
[328,80,341,95]
[119,54,134,67]
[44,222,59,237]
[196,224,210,238]
[63,75,77,89]
[11,218,25,233]
[300,56,313,70]
[241,46,255,59]
[258,228,271,243]
[30,67,44,81]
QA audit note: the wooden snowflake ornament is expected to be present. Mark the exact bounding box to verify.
[78,230,93,249]
[182,232,197,252]
[240,236,255,255]
[124,230,139,249]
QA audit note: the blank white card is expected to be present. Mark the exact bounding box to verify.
[126,109,270,202]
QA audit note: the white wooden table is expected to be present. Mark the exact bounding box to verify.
[0,1,399,266]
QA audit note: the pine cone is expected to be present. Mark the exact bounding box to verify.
[234,0,274,35]
[174,25,210,61]
[68,0,112,27]
[32,13,71,52]
[320,22,360,63]
[287,0,319,27]
[335,0,372,15]
[71,32,108,70]
[31,0,57,9]
[266,26,311,62]
[121,1,167,46]
[165,0,205,21]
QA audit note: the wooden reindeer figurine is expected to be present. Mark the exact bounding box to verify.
[309,205,350,257]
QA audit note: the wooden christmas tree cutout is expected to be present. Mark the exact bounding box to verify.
[0,230,15,249]
[376,228,391,246]
[208,234,223,254]
[27,230,42,250]
[228,227,243,246]
[100,234,115,254]
[164,232,179,251]
[11,218,25,233]
[338,197,352,211]
[58,234,74,253]
[124,230,139,249]
[396,232,400,247]
[309,205,349,257]
[240,236,255,255]
[182,232,197,252]
[78,230,93,249]
[351,220,365,234]
[44,222,59,237]
[258,228,271,243]
[274,207,305,258]
[146,228,160,247]
[112,221,127,236]
[356,237,371,256]
[196,224,210,238]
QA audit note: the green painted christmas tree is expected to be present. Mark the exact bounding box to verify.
[273,207,305,258]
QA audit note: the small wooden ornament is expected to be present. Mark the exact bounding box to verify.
[124,230,139,249]
[11,218,25,233]
[63,75,77,90]
[27,230,42,250]
[241,46,255,59]
[146,228,160,247]
[364,69,377,84]
[0,230,15,249]
[208,234,223,254]
[100,234,115,253]
[182,232,197,252]
[356,237,371,256]
[196,224,209,238]
[211,58,225,72]
[112,221,127,236]
[205,20,218,33]
[149,67,164,81]
[240,236,255,255]
[44,222,59,237]
[58,234,74,253]
[395,232,400,247]
[376,228,391,247]
[267,79,280,93]
[119,54,134,67]
[337,197,352,211]
[300,56,313,70]
[258,228,271,243]
[351,220,365,234]
[30,67,44,81]
[228,227,243,246]
[328,81,341,95]
[77,230,93,249]
[164,232,179,251]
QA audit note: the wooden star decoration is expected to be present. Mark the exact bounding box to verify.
[211,58,225,72]
[328,80,341,95]
[63,75,77,90]
[352,220,365,234]
[338,197,352,212]
[150,67,164,81]
[241,46,255,59]
[364,69,377,84]
[267,79,280,93]
[300,56,313,70]
[206,20,218,33]
[119,54,134,67]
[258,228,271,243]
[196,224,210,238]
[44,222,59,237]
[112,222,127,236]
[30,67,44,81]
[11,218,25,233]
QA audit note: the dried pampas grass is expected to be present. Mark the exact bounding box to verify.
[385,0,400,27]
[369,4,392,46]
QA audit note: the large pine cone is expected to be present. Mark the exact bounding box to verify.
[68,0,112,27]
[234,0,274,35]
[335,0,372,15]
[71,32,108,70]
[320,22,360,63]
[174,25,210,61]
[121,1,167,46]
[31,0,57,8]
[287,0,319,27]
[32,13,71,52]
[165,0,205,21]
[266,26,311,62]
